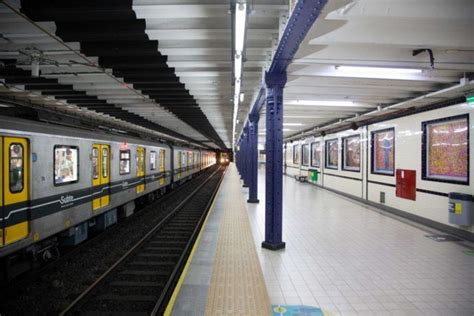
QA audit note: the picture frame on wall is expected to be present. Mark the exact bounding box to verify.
[293,144,300,164]
[311,141,321,168]
[342,135,361,172]
[325,139,338,169]
[371,128,395,176]
[421,114,469,185]
[302,144,309,166]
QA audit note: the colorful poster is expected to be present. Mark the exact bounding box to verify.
[344,135,360,171]
[326,139,338,168]
[311,142,321,167]
[302,144,309,166]
[373,129,394,174]
[293,144,300,164]
[426,117,468,182]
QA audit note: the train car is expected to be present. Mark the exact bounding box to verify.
[285,102,473,239]
[200,150,216,170]
[0,115,215,279]
[218,152,230,165]
[173,146,199,182]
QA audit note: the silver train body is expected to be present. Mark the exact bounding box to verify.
[0,116,216,259]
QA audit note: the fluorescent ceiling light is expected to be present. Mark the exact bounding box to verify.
[287,100,355,107]
[234,54,242,80]
[235,3,247,53]
[335,66,422,78]
[284,115,340,119]
[283,123,304,126]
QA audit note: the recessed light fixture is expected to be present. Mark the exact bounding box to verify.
[232,2,247,149]
[283,123,304,126]
[287,100,355,107]
[335,65,422,79]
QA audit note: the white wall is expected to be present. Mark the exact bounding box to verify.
[286,103,473,235]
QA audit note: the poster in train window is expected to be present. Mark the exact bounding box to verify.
[325,139,338,169]
[372,128,394,175]
[343,135,361,172]
[119,150,131,175]
[293,144,300,164]
[150,151,157,170]
[311,142,321,167]
[54,145,79,185]
[302,144,309,166]
[9,143,24,192]
[422,115,469,184]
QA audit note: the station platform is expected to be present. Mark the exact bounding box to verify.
[169,164,474,315]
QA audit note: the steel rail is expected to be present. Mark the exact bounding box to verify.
[151,165,227,315]
[59,166,225,315]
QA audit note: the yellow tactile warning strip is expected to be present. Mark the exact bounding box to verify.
[205,165,271,315]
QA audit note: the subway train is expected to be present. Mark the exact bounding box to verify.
[284,102,473,240]
[0,115,216,277]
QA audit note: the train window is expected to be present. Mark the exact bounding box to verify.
[422,114,469,184]
[371,128,395,176]
[92,148,99,179]
[293,144,300,164]
[311,142,321,168]
[325,139,338,169]
[302,144,309,166]
[119,150,131,175]
[150,151,157,170]
[9,143,24,193]
[342,135,361,172]
[54,145,79,185]
[102,148,108,178]
[181,152,187,166]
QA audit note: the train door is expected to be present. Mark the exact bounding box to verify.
[1,137,29,247]
[159,149,165,185]
[92,144,110,211]
[136,147,145,193]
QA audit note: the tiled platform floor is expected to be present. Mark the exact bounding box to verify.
[244,167,474,316]
[171,165,270,315]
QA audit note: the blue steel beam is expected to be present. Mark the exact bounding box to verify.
[243,0,328,124]
[261,0,328,250]
[242,126,249,188]
[247,112,259,203]
[262,71,287,250]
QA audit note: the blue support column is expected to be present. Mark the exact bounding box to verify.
[237,139,241,173]
[262,71,287,251]
[247,113,259,203]
[242,126,249,187]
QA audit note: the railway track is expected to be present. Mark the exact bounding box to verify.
[60,166,225,315]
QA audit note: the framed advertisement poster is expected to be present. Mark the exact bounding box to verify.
[311,141,321,167]
[325,139,338,169]
[302,144,309,166]
[293,144,300,164]
[342,135,361,172]
[422,114,469,184]
[371,128,395,175]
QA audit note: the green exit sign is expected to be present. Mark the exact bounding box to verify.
[467,94,474,105]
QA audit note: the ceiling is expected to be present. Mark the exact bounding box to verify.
[0,0,288,149]
[257,0,474,143]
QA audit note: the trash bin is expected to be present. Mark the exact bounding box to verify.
[308,169,318,183]
[448,192,473,225]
